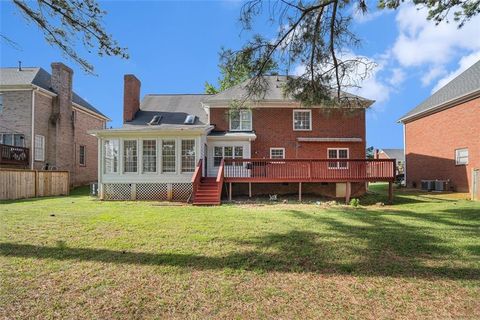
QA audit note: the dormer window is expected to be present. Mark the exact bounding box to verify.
[229,109,252,131]
[148,115,162,125]
[184,114,196,124]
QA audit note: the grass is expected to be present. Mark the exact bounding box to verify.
[1,184,479,319]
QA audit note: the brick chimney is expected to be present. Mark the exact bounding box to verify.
[374,149,379,159]
[123,74,141,123]
[50,62,74,173]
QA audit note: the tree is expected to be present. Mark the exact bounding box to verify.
[366,146,375,159]
[4,0,128,74]
[222,0,479,106]
[205,49,277,94]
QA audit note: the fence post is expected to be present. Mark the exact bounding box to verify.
[34,170,38,197]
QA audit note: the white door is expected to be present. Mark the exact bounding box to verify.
[207,141,251,177]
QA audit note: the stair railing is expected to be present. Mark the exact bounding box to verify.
[216,158,225,202]
[190,159,203,203]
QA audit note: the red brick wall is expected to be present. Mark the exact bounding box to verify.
[124,75,141,123]
[72,109,105,186]
[405,97,480,192]
[210,107,366,159]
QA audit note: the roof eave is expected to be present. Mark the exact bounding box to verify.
[399,89,480,123]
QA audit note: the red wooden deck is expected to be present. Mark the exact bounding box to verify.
[0,144,29,168]
[222,158,396,183]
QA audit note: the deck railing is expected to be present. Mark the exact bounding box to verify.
[0,144,29,167]
[191,159,203,202]
[222,158,395,182]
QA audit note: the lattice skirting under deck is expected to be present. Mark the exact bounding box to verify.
[101,183,192,201]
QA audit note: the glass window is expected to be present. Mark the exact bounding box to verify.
[162,140,176,173]
[328,148,349,169]
[181,139,196,173]
[104,139,119,173]
[270,148,285,159]
[142,140,157,173]
[79,145,86,166]
[230,110,252,131]
[34,135,45,161]
[2,134,13,146]
[293,110,312,130]
[123,140,138,173]
[214,146,223,167]
[455,148,468,165]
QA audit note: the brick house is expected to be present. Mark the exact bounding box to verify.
[399,60,480,199]
[91,75,395,204]
[0,62,109,186]
[374,148,404,175]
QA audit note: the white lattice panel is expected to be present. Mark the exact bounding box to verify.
[103,183,132,200]
[172,183,192,201]
[136,183,168,201]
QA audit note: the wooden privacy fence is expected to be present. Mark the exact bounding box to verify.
[0,169,70,200]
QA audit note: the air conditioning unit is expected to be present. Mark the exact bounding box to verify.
[421,180,435,191]
[435,180,449,192]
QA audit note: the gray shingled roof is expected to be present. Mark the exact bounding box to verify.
[379,149,404,162]
[124,94,211,130]
[205,75,373,106]
[0,67,108,118]
[399,60,480,122]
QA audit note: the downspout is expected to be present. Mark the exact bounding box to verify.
[30,89,35,169]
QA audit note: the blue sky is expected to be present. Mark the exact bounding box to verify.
[1,1,479,149]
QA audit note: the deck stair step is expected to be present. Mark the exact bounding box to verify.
[192,178,222,205]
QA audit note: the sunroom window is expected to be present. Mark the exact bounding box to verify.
[104,139,119,173]
[142,140,157,173]
[181,139,196,173]
[123,140,138,173]
[230,110,252,131]
[162,140,176,173]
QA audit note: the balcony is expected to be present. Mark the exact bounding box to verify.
[0,144,30,167]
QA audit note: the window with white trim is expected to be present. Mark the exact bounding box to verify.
[142,140,157,173]
[34,135,45,161]
[328,148,348,169]
[270,148,285,159]
[230,110,252,131]
[455,148,468,165]
[79,145,86,166]
[104,139,119,173]
[214,146,244,166]
[123,140,138,173]
[293,109,312,131]
[162,140,176,173]
[181,139,196,173]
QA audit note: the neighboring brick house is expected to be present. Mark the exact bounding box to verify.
[0,62,109,186]
[374,148,404,175]
[91,74,396,204]
[399,60,480,198]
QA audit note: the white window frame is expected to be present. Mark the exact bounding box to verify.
[161,139,177,174]
[327,148,349,169]
[123,139,138,173]
[141,139,158,174]
[181,139,196,173]
[293,109,312,131]
[104,139,119,174]
[229,109,252,131]
[270,147,285,159]
[34,135,45,161]
[213,145,244,167]
[455,148,469,165]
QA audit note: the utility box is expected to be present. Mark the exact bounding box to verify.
[90,182,98,196]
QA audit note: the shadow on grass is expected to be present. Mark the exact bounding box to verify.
[0,186,92,205]
[1,205,479,280]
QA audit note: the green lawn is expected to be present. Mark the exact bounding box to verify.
[1,185,479,319]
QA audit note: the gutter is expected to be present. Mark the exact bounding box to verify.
[30,89,36,169]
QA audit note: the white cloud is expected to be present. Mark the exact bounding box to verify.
[392,5,480,67]
[353,9,385,23]
[431,51,480,92]
[421,66,446,86]
[388,68,406,86]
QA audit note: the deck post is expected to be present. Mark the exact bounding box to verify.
[299,182,302,202]
[388,181,393,204]
[345,182,351,204]
[229,182,232,201]
[248,182,252,198]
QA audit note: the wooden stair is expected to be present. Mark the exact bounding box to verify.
[192,178,222,205]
